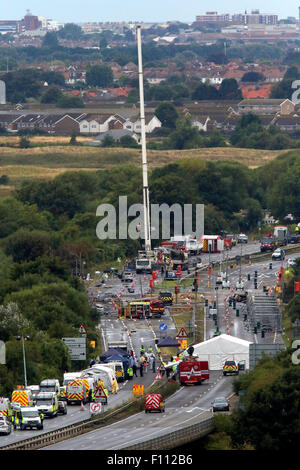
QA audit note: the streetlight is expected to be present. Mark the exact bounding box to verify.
[16,335,30,388]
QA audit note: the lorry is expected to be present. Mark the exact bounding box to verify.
[34,392,59,418]
[170,235,202,256]
[170,249,189,271]
[145,394,165,413]
[107,340,128,352]
[135,250,159,274]
[66,379,87,405]
[273,226,290,246]
[39,379,60,396]
[179,357,209,386]
[12,405,44,430]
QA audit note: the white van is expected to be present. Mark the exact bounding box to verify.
[63,372,82,387]
[103,361,125,382]
[39,379,60,396]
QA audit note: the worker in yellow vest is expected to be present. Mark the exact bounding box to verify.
[112,379,118,394]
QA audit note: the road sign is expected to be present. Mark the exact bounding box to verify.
[132,384,144,396]
[94,385,107,403]
[159,323,168,331]
[154,371,162,380]
[79,323,87,335]
[176,327,188,339]
[90,402,102,415]
[61,337,86,361]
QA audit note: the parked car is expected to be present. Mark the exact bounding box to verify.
[272,248,285,261]
[212,397,230,412]
[0,416,12,435]
[57,401,67,415]
[288,258,297,267]
[237,234,248,244]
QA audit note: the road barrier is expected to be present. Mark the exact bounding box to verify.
[121,416,215,450]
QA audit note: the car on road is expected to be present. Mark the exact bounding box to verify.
[164,271,177,281]
[212,397,230,412]
[57,401,67,415]
[237,234,248,244]
[272,248,285,261]
[288,258,297,267]
[127,287,135,293]
[0,416,12,435]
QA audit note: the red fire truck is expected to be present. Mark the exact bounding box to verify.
[125,299,165,319]
[179,357,209,386]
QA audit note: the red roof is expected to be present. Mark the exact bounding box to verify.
[241,84,272,99]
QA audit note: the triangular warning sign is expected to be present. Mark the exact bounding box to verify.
[79,323,87,335]
[94,385,106,399]
[176,327,188,339]
[154,371,162,380]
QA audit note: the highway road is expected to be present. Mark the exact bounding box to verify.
[2,243,298,449]
[44,371,234,450]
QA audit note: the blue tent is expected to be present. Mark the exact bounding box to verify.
[100,348,129,361]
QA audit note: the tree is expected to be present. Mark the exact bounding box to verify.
[57,23,83,41]
[86,65,113,87]
[56,95,84,108]
[42,32,59,49]
[40,86,63,104]
[155,102,179,128]
[219,78,242,100]
[169,115,200,149]
[241,71,265,82]
[19,136,30,148]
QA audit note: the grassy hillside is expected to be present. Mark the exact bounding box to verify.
[0,136,292,195]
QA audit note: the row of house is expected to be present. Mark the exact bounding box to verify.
[0,112,162,136]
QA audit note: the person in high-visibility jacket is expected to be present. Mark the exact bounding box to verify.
[104,388,108,397]
[148,346,153,353]
[140,346,145,355]
[112,379,118,394]
[127,367,133,379]
[98,379,104,389]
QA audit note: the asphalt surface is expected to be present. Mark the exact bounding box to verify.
[44,371,234,450]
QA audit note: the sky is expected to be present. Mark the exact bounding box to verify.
[2,1,298,23]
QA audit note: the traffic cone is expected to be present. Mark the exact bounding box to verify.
[80,401,85,411]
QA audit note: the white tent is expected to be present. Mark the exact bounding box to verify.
[187,334,252,370]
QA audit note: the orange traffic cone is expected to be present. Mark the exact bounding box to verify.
[80,401,85,411]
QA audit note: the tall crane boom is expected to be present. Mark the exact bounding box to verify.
[137,25,151,253]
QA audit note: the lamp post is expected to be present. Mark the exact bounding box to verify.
[16,335,30,388]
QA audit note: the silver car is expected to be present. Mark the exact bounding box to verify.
[212,397,230,412]
[0,416,12,435]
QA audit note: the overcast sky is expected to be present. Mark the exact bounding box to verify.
[3,1,298,23]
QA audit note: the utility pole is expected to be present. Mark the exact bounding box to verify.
[137,25,151,254]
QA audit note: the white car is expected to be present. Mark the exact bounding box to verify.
[237,234,248,244]
[236,281,244,290]
[288,258,296,267]
[272,248,285,261]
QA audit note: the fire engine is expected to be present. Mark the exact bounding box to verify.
[179,357,209,385]
[125,299,165,319]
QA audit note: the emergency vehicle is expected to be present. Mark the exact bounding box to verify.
[201,235,224,253]
[0,398,12,420]
[12,405,43,430]
[223,360,239,376]
[145,394,165,413]
[34,392,59,418]
[11,389,33,407]
[179,357,209,385]
[125,299,165,319]
[66,379,87,405]
[159,291,173,306]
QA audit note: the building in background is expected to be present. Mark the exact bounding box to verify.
[0,81,6,105]
[0,20,23,34]
[23,10,40,31]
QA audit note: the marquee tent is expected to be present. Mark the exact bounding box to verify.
[186,334,252,370]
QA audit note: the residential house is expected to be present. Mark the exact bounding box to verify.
[123,114,162,133]
[238,98,295,115]
[273,115,300,133]
[92,129,140,145]
[78,114,114,134]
